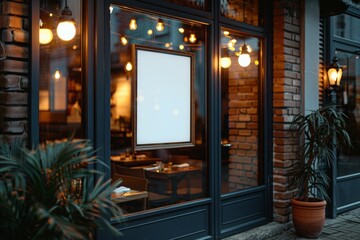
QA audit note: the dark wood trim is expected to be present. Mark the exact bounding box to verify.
[30,0,40,146]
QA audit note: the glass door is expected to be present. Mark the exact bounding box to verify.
[220,28,263,194]
[335,50,360,214]
[219,27,269,237]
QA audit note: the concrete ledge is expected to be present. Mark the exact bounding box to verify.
[224,222,293,240]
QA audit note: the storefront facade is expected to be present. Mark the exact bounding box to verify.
[0,0,359,239]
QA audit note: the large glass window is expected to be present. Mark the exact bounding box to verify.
[39,0,82,142]
[110,5,207,214]
[336,51,360,176]
[220,28,263,193]
[331,14,360,42]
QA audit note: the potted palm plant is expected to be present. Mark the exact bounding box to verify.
[0,138,123,240]
[289,103,351,238]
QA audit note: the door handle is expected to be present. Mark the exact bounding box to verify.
[221,143,232,147]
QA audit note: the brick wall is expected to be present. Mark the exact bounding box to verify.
[0,0,29,143]
[273,0,302,223]
[228,51,259,190]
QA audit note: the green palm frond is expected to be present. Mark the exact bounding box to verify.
[0,138,123,240]
[289,103,352,201]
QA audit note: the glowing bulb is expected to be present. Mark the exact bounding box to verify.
[255,60,259,65]
[39,27,53,45]
[156,19,164,32]
[129,18,137,30]
[238,53,251,67]
[228,39,236,49]
[54,70,61,80]
[223,31,230,36]
[125,62,133,72]
[120,36,128,45]
[179,45,184,50]
[178,28,185,33]
[57,21,76,41]
[220,57,232,68]
[165,43,171,48]
[328,68,342,85]
[238,43,251,67]
[189,33,197,43]
[147,29,153,35]
[49,13,53,17]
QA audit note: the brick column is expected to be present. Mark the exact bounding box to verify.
[0,0,29,143]
[273,0,302,223]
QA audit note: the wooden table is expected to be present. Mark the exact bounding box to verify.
[111,190,148,209]
[145,165,201,201]
[111,156,160,167]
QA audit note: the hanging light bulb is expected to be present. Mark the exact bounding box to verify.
[129,18,137,30]
[221,48,232,68]
[156,19,165,32]
[147,29,153,35]
[54,70,61,80]
[39,19,53,45]
[57,0,76,41]
[189,33,197,43]
[178,28,185,33]
[125,62,133,72]
[120,36,128,45]
[238,43,251,67]
[221,57,232,68]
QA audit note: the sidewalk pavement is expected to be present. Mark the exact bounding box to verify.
[224,207,360,240]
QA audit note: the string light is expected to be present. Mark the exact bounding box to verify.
[156,19,165,32]
[189,33,197,43]
[129,18,137,30]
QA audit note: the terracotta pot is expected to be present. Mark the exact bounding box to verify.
[291,197,327,238]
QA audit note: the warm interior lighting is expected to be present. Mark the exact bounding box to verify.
[228,39,236,51]
[189,33,197,43]
[179,44,184,50]
[223,31,230,36]
[327,56,343,87]
[221,57,232,68]
[120,36,128,45]
[147,29,153,35]
[129,18,137,30]
[156,19,165,32]
[56,0,76,41]
[178,28,184,33]
[39,20,53,45]
[238,43,251,67]
[125,62,133,72]
[54,70,61,80]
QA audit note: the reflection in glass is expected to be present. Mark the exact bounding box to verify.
[110,5,207,214]
[221,0,260,26]
[39,0,82,142]
[163,0,208,11]
[331,14,360,42]
[336,51,360,176]
[220,28,263,193]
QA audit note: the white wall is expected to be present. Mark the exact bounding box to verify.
[302,0,320,113]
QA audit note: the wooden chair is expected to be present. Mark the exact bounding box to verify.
[115,165,146,178]
[112,174,148,191]
[112,174,148,211]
